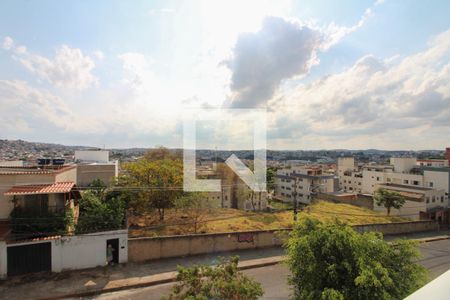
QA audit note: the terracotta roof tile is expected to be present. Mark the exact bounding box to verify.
[4,182,76,196]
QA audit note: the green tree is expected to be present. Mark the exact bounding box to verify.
[165,256,264,300]
[374,188,406,216]
[266,167,277,192]
[286,218,427,300]
[122,147,183,221]
[76,189,126,234]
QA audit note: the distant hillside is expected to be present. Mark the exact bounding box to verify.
[0,139,91,152]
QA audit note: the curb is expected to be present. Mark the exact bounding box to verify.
[37,256,285,300]
[417,236,450,243]
[35,236,450,300]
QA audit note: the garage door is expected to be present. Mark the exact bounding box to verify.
[7,242,51,276]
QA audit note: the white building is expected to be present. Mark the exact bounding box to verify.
[417,159,449,167]
[337,157,448,218]
[275,165,337,204]
[74,150,119,187]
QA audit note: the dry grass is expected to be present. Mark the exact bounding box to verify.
[128,200,408,237]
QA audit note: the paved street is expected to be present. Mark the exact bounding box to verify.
[417,239,450,279]
[90,264,291,300]
[88,239,450,300]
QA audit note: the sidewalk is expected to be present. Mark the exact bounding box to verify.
[1,231,449,300]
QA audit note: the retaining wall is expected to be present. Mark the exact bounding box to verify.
[128,220,438,262]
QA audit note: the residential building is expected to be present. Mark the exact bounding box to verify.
[0,165,81,238]
[197,162,268,211]
[275,165,338,204]
[74,150,119,187]
[338,155,448,219]
[417,159,449,167]
[373,183,445,219]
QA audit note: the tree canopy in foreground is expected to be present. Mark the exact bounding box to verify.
[165,256,263,300]
[286,218,427,300]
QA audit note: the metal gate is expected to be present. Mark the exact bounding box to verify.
[7,242,52,276]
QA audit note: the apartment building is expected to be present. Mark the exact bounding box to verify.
[417,159,449,167]
[275,165,337,204]
[74,150,119,187]
[196,162,268,211]
[338,156,448,218]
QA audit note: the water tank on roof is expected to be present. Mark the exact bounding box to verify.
[52,158,65,165]
[37,158,51,165]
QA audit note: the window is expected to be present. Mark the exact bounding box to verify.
[426,198,430,203]
[413,180,419,185]
[432,196,435,203]
[403,180,409,184]
[376,177,380,181]
[441,196,444,203]
[387,178,391,182]
[429,182,434,188]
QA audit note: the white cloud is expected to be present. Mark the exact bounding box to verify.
[2,36,14,50]
[148,8,174,15]
[225,16,322,108]
[16,45,98,90]
[224,1,383,109]
[3,39,98,91]
[0,80,75,132]
[93,50,104,60]
[269,30,450,149]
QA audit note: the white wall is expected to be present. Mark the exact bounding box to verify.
[0,230,128,278]
[0,161,24,167]
[424,170,449,195]
[390,157,417,173]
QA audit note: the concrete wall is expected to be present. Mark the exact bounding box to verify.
[76,163,117,187]
[0,230,127,278]
[128,221,438,262]
[352,220,438,235]
[318,192,374,209]
[128,229,288,262]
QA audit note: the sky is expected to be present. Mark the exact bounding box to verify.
[0,0,449,150]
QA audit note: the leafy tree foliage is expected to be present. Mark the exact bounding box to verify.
[374,188,406,216]
[286,218,427,300]
[75,183,126,234]
[166,256,264,300]
[266,167,277,192]
[122,147,183,220]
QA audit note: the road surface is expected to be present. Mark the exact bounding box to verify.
[90,239,450,300]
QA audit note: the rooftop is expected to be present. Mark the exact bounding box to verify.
[4,181,78,196]
[0,165,76,175]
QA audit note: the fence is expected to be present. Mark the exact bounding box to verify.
[128,220,438,262]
